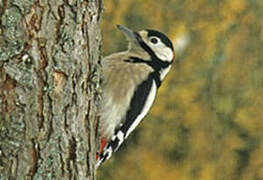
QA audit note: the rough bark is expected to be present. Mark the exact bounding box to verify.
[0,0,102,179]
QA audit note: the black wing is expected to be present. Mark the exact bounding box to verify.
[121,74,155,136]
[97,73,159,167]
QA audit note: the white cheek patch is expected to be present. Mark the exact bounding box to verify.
[150,44,174,62]
[155,47,174,62]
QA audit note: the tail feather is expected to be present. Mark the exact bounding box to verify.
[96,130,125,167]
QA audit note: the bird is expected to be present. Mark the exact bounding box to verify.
[96,24,174,167]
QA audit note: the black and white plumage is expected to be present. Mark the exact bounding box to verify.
[96,25,174,167]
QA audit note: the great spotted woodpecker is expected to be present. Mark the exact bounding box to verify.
[97,25,174,167]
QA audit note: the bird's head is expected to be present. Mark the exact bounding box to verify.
[116,24,174,63]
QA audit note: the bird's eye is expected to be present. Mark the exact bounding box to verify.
[150,37,159,45]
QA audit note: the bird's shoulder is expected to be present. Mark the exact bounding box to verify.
[102,51,153,73]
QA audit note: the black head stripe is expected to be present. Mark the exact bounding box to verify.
[137,38,159,61]
[125,57,171,71]
[147,29,174,51]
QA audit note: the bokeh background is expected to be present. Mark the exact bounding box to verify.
[98,0,263,179]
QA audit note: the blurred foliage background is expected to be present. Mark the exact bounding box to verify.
[98,0,263,179]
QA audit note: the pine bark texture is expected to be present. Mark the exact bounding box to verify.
[0,0,102,179]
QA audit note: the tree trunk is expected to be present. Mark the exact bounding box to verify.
[0,0,102,179]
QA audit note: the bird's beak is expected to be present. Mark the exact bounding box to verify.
[116,24,140,43]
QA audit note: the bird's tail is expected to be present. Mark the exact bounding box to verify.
[96,130,125,168]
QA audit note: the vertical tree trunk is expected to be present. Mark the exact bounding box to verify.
[0,0,102,179]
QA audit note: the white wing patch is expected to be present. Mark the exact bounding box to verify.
[115,131,125,147]
[125,80,157,138]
